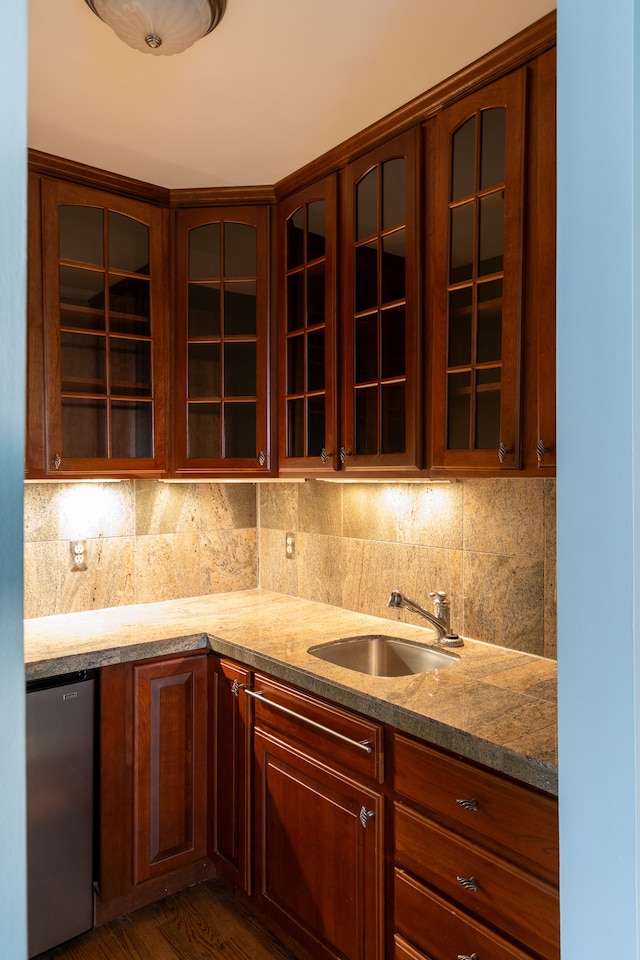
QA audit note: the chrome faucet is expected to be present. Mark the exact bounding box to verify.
[387,590,464,648]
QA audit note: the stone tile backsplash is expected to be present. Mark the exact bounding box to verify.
[259,479,557,659]
[24,481,258,619]
[24,477,557,659]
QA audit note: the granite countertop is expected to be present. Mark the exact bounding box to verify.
[24,588,558,795]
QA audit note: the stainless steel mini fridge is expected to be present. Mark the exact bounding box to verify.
[26,671,95,957]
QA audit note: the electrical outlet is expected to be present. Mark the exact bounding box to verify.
[285,532,296,560]
[70,540,87,571]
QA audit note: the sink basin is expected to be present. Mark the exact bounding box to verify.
[308,634,459,677]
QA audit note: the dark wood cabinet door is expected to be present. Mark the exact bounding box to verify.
[39,179,168,477]
[209,657,252,893]
[173,205,272,476]
[278,175,338,475]
[98,654,213,923]
[341,129,422,475]
[254,727,384,960]
[430,69,527,474]
[133,654,209,883]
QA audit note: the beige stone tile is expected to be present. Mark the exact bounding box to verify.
[199,529,258,593]
[196,482,256,530]
[392,543,464,637]
[58,481,135,540]
[24,483,59,542]
[298,480,342,536]
[259,483,299,530]
[340,538,401,618]
[58,537,135,614]
[544,479,557,659]
[342,481,463,549]
[134,480,199,535]
[462,479,545,558]
[24,541,61,618]
[463,552,545,654]
[297,533,343,606]
[134,532,202,604]
[258,527,298,596]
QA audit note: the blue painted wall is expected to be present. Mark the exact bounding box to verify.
[557,0,640,954]
[0,2,28,956]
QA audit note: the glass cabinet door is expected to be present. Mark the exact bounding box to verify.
[278,176,337,474]
[174,205,270,475]
[431,69,526,473]
[41,180,167,475]
[342,129,421,473]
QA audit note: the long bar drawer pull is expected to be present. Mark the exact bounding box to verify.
[458,954,479,960]
[456,797,478,812]
[456,875,479,892]
[244,689,373,754]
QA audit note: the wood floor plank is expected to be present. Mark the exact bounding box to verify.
[35,880,298,960]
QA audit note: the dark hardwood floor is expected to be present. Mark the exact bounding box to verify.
[35,879,299,960]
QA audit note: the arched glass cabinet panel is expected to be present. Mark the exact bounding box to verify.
[174,205,270,475]
[431,69,526,473]
[278,175,337,474]
[41,180,167,476]
[342,129,421,474]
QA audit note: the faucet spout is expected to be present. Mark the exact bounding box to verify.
[387,590,464,648]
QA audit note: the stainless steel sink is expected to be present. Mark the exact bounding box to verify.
[307,634,459,677]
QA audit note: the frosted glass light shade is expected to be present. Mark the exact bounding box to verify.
[85,0,226,56]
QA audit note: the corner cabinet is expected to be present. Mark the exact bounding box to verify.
[278,176,338,475]
[173,205,273,476]
[341,130,422,475]
[34,178,169,477]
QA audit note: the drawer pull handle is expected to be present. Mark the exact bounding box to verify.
[456,798,478,812]
[231,680,245,697]
[456,875,479,892]
[458,954,479,960]
[244,689,373,754]
[359,806,374,829]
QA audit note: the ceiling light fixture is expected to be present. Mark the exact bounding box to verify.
[83,0,226,56]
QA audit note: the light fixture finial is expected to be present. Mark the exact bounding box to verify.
[84,0,226,57]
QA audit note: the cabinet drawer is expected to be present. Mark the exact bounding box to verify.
[394,733,558,880]
[395,803,559,959]
[394,934,433,960]
[252,674,383,782]
[394,869,537,960]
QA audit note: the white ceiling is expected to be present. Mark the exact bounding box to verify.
[28,0,555,190]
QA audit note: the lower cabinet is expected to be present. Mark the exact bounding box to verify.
[208,657,252,893]
[98,652,213,923]
[251,674,385,960]
[97,652,559,960]
[392,732,560,960]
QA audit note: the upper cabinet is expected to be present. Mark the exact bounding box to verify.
[430,70,527,474]
[27,16,555,482]
[341,129,422,474]
[173,205,272,476]
[429,52,556,476]
[31,178,168,477]
[278,176,338,475]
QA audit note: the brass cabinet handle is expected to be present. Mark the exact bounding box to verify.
[456,798,478,812]
[244,688,372,754]
[456,875,479,892]
[53,452,61,470]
